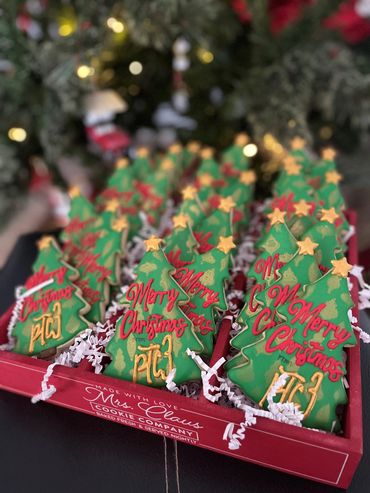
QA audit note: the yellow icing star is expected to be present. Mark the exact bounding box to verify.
[267,208,286,226]
[37,236,53,250]
[112,216,129,232]
[200,147,214,159]
[68,186,81,198]
[217,235,236,254]
[144,236,162,252]
[198,173,213,187]
[160,158,175,171]
[136,146,149,158]
[325,170,342,185]
[169,143,183,154]
[320,207,339,224]
[115,157,129,169]
[285,162,302,175]
[181,185,197,200]
[321,147,336,161]
[293,200,311,217]
[234,132,249,147]
[331,257,352,278]
[218,196,236,213]
[296,237,318,256]
[187,141,200,153]
[240,170,256,185]
[172,214,189,229]
[283,155,298,169]
[290,136,306,150]
[105,199,120,212]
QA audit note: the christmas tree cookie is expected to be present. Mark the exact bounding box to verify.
[302,207,344,272]
[194,196,235,253]
[179,185,206,227]
[311,148,337,181]
[104,237,203,387]
[173,235,234,356]
[227,257,356,432]
[221,133,250,175]
[73,203,129,322]
[12,236,90,357]
[164,214,198,268]
[289,136,312,173]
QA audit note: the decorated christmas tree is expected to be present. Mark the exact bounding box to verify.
[227,256,356,431]
[12,236,90,356]
[173,235,235,356]
[104,236,202,387]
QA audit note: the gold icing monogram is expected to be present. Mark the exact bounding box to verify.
[29,302,62,353]
[133,334,173,385]
[259,365,324,417]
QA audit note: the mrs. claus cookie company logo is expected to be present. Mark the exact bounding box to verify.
[83,385,203,443]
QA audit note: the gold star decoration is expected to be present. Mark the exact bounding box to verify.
[181,185,197,200]
[68,186,81,198]
[283,155,298,169]
[293,200,311,217]
[115,157,129,169]
[105,199,120,212]
[290,136,306,150]
[160,158,175,171]
[37,236,54,250]
[296,237,319,256]
[217,235,236,254]
[325,170,342,185]
[187,141,200,153]
[169,143,183,154]
[240,170,257,185]
[144,236,162,252]
[112,216,129,232]
[136,146,149,158]
[235,132,249,147]
[285,162,302,175]
[200,147,214,159]
[321,147,336,161]
[218,196,236,213]
[172,214,189,229]
[267,208,286,225]
[198,173,213,187]
[331,257,352,278]
[320,207,339,224]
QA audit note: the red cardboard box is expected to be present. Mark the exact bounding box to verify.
[0,211,363,489]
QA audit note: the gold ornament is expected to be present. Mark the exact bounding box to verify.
[144,236,162,252]
[217,235,236,254]
[296,237,319,256]
[331,258,352,278]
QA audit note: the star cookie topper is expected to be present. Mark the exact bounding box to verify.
[37,236,54,251]
[217,235,236,254]
[181,185,197,200]
[293,200,311,217]
[218,196,236,213]
[172,214,189,229]
[320,207,339,224]
[297,237,319,256]
[331,258,352,278]
[325,170,342,185]
[68,186,81,198]
[290,136,306,150]
[234,133,249,147]
[105,199,120,212]
[144,236,163,252]
[240,170,257,185]
[267,208,286,226]
[198,173,213,187]
[200,147,214,159]
[321,148,336,161]
[115,157,129,169]
[112,216,129,232]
